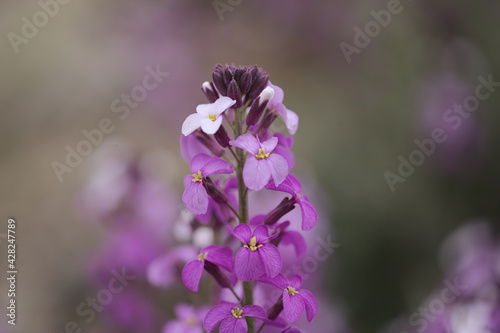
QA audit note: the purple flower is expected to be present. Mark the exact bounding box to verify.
[182,96,236,135]
[147,245,198,288]
[227,224,282,281]
[203,302,268,333]
[182,245,234,291]
[267,82,299,135]
[230,134,288,191]
[265,174,317,231]
[273,133,295,171]
[260,273,318,322]
[182,154,234,215]
[273,221,307,258]
[162,303,209,333]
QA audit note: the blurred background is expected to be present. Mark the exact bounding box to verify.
[1,1,500,332]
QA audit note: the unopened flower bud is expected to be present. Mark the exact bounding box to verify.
[254,109,278,138]
[248,71,269,99]
[246,86,274,126]
[203,177,229,205]
[214,125,231,148]
[227,79,243,108]
[264,197,295,225]
[204,261,232,288]
[239,70,253,94]
[201,81,219,103]
[195,130,224,156]
[267,295,284,321]
[212,69,227,96]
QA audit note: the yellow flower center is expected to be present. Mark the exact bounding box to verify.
[296,192,301,199]
[286,286,299,296]
[208,113,217,122]
[244,236,263,252]
[198,252,208,262]
[255,148,270,160]
[231,307,243,319]
[192,170,203,183]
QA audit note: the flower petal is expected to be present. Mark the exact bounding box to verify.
[182,113,203,136]
[268,82,284,105]
[268,154,288,186]
[288,275,303,289]
[212,96,237,117]
[200,117,223,135]
[249,214,265,225]
[274,146,295,171]
[182,182,209,215]
[281,231,307,258]
[190,153,212,173]
[230,134,260,155]
[180,133,211,162]
[201,156,234,176]
[285,109,299,135]
[259,273,288,289]
[226,224,252,243]
[259,243,282,278]
[204,305,230,332]
[299,289,319,322]
[243,157,272,191]
[235,247,264,281]
[196,103,212,117]
[260,136,278,154]
[204,245,234,272]
[219,317,247,333]
[253,225,271,243]
[181,260,204,291]
[283,290,305,322]
[242,305,268,320]
[298,199,318,231]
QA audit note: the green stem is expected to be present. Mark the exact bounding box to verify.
[257,322,266,333]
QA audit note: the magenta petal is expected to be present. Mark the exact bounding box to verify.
[181,260,204,291]
[235,248,264,281]
[190,153,212,173]
[260,136,278,154]
[249,214,265,225]
[267,154,288,186]
[219,317,247,333]
[226,224,252,243]
[274,146,295,171]
[299,289,319,322]
[269,82,284,104]
[201,157,234,176]
[298,199,318,231]
[229,134,260,155]
[253,225,270,243]
[243,157,272,191]
[283,291,305,322]
[204,245,234,272]
[204,305,230,332]
[259,273,288,289]
[281,231,307,258]
[183,174,194,189]
[259,243,282,278]
[288,275,303,289]
[182,182,209,215]
[242,305,268,320]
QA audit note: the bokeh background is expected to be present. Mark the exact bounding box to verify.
[1,1,500,332]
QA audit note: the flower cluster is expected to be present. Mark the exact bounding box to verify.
[179,64,318,333]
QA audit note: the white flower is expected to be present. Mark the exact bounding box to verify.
[182,96,236,136]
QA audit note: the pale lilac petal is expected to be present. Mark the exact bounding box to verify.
[181,260,204,291]
[264,177,295,195]
[184,174,194,189]
[243,157,272,191]
[281,231,307,258]
[299,289,319,322]
[204,305,230,332]
[268,154,288,186]
[260,136,278,154]
[298,199,317,231]
[253,225,270,243]
[201,157,234,176]
[226,224,252,243]
[162,320,184,333]
[190,153,212,173]
[219,317,247,333]
[230,134,260,155]
[182,182,209,215]
[204,245,234,272]
[274,146,295,171]
[242,305,268,320]
[259,273,288,289]
[288,275,303,289]
[196,103,212,117]
[200,117,223,135]
[274,132,294,149]
[182,113,203,136]
[212,96,237,117]
[235,248,264,281]
[285,110,299,135]
[283,291,305,322]
[259,243,282,278]
[268,82,284,105]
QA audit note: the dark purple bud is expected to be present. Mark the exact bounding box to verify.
[214,125,231,148]
[224,66,234,85]
[195,130,224,157]
[264,197,295,225]
[248,73,270,99]
[212,71,227,96]
[239,70,253,94]
[267,295,284,321]
[246,86,274,126]
[203,177,229,205]
[227,79,243,108]
[254,110,278,138]
[204,261,231,289]
[201,81,219,103]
